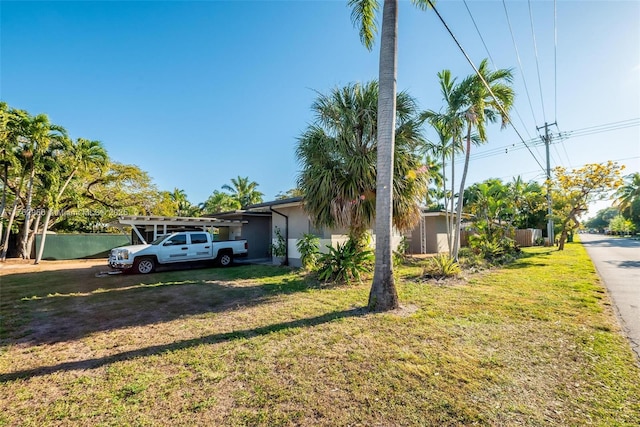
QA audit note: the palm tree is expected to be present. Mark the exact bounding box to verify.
[35,138,107,264]
[17,114,67,258]
[170,188,191,216]
[0,104,24,250]
[222,176,263,208]
[422,70,466,256]
[615,172,640,217]
[349,0,433,311]
[200,190,241,214]
[450,59,514,260]
[296,81,428,253]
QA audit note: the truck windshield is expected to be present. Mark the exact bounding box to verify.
[151,235,168,245]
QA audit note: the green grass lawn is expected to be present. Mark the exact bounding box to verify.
[1,243,639,426]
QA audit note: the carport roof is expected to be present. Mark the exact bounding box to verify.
[115,215,247,227]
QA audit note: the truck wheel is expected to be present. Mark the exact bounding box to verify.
[216,251,233,267]
[134,257,155,274]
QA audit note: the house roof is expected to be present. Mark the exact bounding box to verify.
[420,209,473,219]
[245,197,304,211]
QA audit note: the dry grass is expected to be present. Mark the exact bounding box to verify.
[1,244,639,426]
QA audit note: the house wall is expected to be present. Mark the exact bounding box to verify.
[240,215,272,259]
[271,205,311,267]
[425,216,450,254]
[269,205,404,267]
[407,215,454,255]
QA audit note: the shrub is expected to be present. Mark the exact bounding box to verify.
[317,239,374,284]
[296,233,320,271]
[423,253,461,279]
[393,236,410,267]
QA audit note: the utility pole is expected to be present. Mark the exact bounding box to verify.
[537,122,557,246]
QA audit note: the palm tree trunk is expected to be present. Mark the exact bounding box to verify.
[442,145,452,256]
[448,142,456,257]
[453,126,472,260]
[35,208,53,264]
[18,166,36,259]
[1,175,25,261]
[369,0,399,312]
[26,213,40,257]
[35,168,77,264]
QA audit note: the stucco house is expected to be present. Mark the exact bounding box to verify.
[213,197,441,267]
[244,197,405,267]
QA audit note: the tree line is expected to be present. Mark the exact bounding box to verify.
[0,102,268,260]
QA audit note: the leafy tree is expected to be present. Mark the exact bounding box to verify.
[508,177,546,229]
[296,81,428,251]
[584,207,618,231]
[35,138,108,264]
[551,161,625,250]
[275,188,304,200]
[349,0,434,311]
[221,176,263,208]
[200,190,241,214]
[608,214,635,235]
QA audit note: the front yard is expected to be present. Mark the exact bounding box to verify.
[1,244,639,426]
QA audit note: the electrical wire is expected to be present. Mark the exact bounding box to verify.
[426,0,547,174]
[453,118,640,164]
[528,0,547,124]
[554,0,558,123]
[462,0,535,143]
[502,0,539,127]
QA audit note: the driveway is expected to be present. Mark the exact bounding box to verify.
[579,233,640,360]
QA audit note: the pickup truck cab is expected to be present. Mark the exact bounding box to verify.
[109,231,248,274]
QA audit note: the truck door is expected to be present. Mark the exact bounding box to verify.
[188,232,213,260]
[157,233,189,263]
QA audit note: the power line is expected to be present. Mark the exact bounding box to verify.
[452,118,640,164]
[554,0,558,123]
[502,0,539,127]
[528,0,547,124]
[426,0,547,174]
[462,0,535,142]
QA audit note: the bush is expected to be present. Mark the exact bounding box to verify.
[468,228,520,265]
[269,226,287,258]
[393,236,410,267]
[296,233,320,271]
[423,253,461,279]
[457,247,487,270]
[317,239,374,284]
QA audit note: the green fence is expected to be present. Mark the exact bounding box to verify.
[34,234,131,260]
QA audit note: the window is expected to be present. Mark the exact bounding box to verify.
[166,234,187,246]
[190,233,208,244]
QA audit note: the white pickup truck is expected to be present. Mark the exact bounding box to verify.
[109,231,248,274]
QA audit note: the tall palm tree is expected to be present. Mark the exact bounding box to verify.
[450,59,514,260]
[296,81,428,251]
[17,114,67,258]
[349,0,433,311]
[422,70,465,256]
[35,138,107,264]
[222,176,263,208]
[0,104,23,250]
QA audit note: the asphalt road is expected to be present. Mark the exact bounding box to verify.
[579,233,640,361]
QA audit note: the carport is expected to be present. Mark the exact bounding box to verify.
[113,215,247,244]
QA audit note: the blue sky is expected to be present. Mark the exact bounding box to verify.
[1,0,638,215]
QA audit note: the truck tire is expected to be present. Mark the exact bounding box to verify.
[216,251,233,267]
[134,257,156,274]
